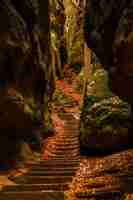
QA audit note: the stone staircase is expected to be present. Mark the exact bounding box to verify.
[0,114,80,200]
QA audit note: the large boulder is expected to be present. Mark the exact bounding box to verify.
[80,96,132,154]
[0,87,43,162]
[80,66,133,154]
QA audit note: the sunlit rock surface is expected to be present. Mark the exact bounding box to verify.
[86,65,112,98]
[64,0,84,66]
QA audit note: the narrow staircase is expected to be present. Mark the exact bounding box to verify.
[0,113,80,200]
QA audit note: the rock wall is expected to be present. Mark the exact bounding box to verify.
[82,0,133,153]
[84,0,133,103]
[80,65,133,155]
[0,0,52,164]
[64,0,84,66]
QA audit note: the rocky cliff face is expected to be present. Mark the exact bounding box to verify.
[64,0,84,66]
[72,2,133,199]
[0,0,51,164]
[84,0,133,103]
[80,65,133,155]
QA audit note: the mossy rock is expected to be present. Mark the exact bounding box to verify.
[80,65,133,154]
[80,96,133,153]
[86,67,112,98]
[0,87,44,161]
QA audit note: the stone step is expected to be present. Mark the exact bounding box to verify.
[25,159,80,167]
[29,166,79,172]
[58,134,79,137]
[52,143,79,147]
[64,124,79,127]
[49,150,79,159]
[58,128,79,132]
[46,146,79,152]
[48,139,79,144]
[45,146,79,151]
[64,125,79,128]
[10,175,73,184]
[25,160,80,167]
[57,143,79,147]
[64,126,79,130]
[2,183,69,192]
[25,170,76,176]
[0,191,64,200]
[64,127,79,131]
[39,160,80,164]
[63,131,79,134]
[49,152,79,159]
[47,157,80,161]
[55,135,79,138]
[47,158,80,162]
[25,159,80,163]
[52,136,79,141]
[48,140,79,145]
[50,152,80,155]
[47,155,80,160]
[46,141,79,147]
[47,145,80,153]
[64,119,79,123]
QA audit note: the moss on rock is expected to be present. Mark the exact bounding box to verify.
[80,66,133,154]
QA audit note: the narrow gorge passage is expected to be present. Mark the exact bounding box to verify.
[0,80,82,200]
[0,0,133,199]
